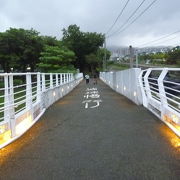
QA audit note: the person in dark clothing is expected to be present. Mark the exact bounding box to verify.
[93,74,97,85]
[85,74,90,84]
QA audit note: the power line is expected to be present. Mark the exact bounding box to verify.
[108,0,146,38]
[107,0,157,38]
[106,0,131,35]
[139,30,180,47]
[108,0,157,37]
[145,34,180,46]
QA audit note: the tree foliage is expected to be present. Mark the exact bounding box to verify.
[62,24,105,72]
[85,48,111,73]
[167,46,180,65]
[139,47,180,66]
[0,28,43,72]
[0,25,110,73]
[38,45,76,72]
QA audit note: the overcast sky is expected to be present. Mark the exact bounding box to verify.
[0,0,180,47]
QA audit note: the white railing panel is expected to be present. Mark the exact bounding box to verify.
[100,68,180,137]
[139,68,180,137]
[0,72,83,149]
[100,68,142,105]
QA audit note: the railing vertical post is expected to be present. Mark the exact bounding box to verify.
[37,72,41,102]
[26,73,32,110]
[158,68,168,118]
[9,74,15,137]
[70,73,72,81]
[60,73,63,85]
[144,69,152,101]
[68,73,70,83]
[50,73,53,88]
[64,73,66,84]
[66,73,68,83]
[69,73,71,82]
[138,71,148,107]
[4,74,9,123]
[58,74,60,85]
[62,73,64,84]
[71,73,73,81]
[42,73,46,92]
[56,73,58,87]
[62,74,64,84]
[66,73,69,83]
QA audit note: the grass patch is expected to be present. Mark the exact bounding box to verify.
[107,62,129,71]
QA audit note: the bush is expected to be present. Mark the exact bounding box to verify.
[0,81,4,88]
[14,79,23,86]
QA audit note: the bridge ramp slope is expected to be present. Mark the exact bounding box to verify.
[0,80,179,180]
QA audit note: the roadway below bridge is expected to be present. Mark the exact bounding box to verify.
[0,79,179,180]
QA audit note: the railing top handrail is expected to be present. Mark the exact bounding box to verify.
[0,72,74,76]
[148,68,180,71]
[100,67,180,73]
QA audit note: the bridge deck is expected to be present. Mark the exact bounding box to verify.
[0,80,179,180]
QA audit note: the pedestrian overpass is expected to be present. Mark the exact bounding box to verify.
[0,68,179,179]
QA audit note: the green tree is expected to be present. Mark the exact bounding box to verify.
[41,36,59,46]
[0,31,16,71]
[0,28,43,72]
[62,24,105,72]
[97,48,111,62]
[85,53,99,73]
[38,45,76,72]
[167,46,180,65]
[85,48,111,73]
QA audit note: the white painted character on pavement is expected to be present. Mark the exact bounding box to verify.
[82,100,92,108]
[90,100,102,108]
[86,88,97,91]
[84,94,100,99]
[82,99,102,109]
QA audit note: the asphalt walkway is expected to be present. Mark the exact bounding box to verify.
[0,79,179,180]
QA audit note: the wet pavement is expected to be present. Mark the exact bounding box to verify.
[0,79,179,180]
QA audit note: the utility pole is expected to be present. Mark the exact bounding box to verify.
[129,45,133,68]
[103,47,105,71]
[104,38,107,71]
[103,37,107,71]
[136,49,138,68]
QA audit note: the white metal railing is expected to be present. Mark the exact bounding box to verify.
[0,72,83,149]
[100,68,142,105]
[100,68,180,137]
[139,68,180,137]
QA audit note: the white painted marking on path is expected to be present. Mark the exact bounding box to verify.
[82,87,102,109]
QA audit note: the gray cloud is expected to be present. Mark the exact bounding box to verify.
[0,0,180,47]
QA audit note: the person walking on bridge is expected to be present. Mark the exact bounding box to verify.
[93,74,97,85]
[85,74,90,84]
